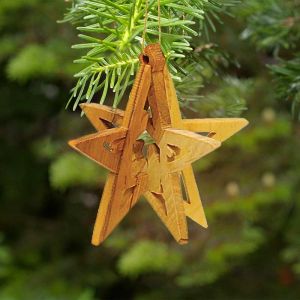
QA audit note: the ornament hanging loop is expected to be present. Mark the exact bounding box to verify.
[142,0,149,50]
[139,44,165,72]
[158,0,162,44]
[142,0,162,51]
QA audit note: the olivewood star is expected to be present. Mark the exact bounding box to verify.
[68,44,248,246]
[157,56,249,227]
[69,63,152,245]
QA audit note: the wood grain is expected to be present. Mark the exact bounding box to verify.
[70,62,151,246]
[68,43,249,246]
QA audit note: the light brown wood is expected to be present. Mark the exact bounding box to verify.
[77,103,220,242]
[141,45,221,242]
[81,103,124,131]
[162,59,249,227]
[70,61,151,246]
[181,166,207,227]
[68,43,249,246]
[182,118,249,142]
[79,103,216,229]
[163,64,249,143]
[145,129,219,243]
[69,127,127,173]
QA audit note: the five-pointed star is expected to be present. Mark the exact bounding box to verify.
[69,63,152,246]
[69,44,248,246]
[158,61,249,226]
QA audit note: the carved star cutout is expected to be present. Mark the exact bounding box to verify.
[69,63,151,245]
[69,44,248,246]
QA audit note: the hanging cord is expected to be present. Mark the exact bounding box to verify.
[142,0,162,50]
[158,0,162,44]
[142,0,149,50]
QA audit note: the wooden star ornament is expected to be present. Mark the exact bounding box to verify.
[69,44,248,246]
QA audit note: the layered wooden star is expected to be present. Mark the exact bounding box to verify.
[70,63,152,246]
[69,44,248,246]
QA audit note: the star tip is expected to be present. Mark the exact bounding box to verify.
[212,139,222,149]
[197,218,208,228]
[91,237,101,247]
[238,118,249,129]
[79,103,88,111]
[68,139,78,149]
[91,241,100,247]
[178,238,189,245]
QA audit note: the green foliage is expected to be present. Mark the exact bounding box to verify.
[270,54,300,118]
[194,77,250,117]
[0,234,13,280]
[0,36,20,61]
[177,227,265,286]
[0,0,40,29]
[118,240,183,277]
[228,117,292,153]
[237,0,300,119]
[0,271,96,300]
[0,0,77,84]
[207,185,292,222]
[63,0,239,110]
[32,137,62,160]
[239,0,300,52]
[280,176,300,276]
[1,0,300,299]
[50,152,107,190]
[7,45,59,82]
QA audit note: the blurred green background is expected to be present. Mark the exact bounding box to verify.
[1,1,300,299]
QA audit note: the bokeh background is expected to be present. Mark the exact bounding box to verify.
[1,1,300,299]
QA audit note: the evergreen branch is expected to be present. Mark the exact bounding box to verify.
[238,0,300,119]
[63,0,239,110]
[238,0,300,53]
[269,54,300,120]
